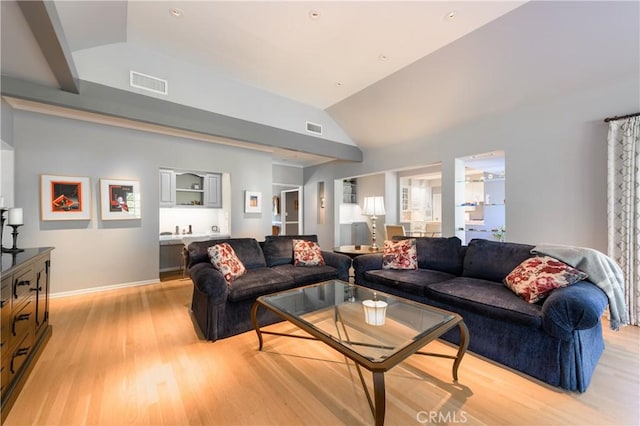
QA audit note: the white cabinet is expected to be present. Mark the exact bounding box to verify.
[159,169,222,208]
[159,169,176,207]
[203,173,222,208]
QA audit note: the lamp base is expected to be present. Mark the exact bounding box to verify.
[1,247,24,253]
[3,224,24,254]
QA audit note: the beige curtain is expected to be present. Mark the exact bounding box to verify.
[607,116,640,326]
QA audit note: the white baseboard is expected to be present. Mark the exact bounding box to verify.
[51,278,160,299]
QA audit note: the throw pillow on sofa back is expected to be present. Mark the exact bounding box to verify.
[293,239,325,266]
[208,242,247,285]
[262,235,319,266]
[382,238,417,270]
[504,255,588,303]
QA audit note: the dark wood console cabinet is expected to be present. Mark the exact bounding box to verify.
[1,247,53,422]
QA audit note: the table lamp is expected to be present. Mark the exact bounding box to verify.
[363,196,386,250]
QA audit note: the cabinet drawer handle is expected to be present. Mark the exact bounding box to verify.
[29,286,42,292]
[12,313,31,335]
[10,347,30,374]
[13,280,31,298]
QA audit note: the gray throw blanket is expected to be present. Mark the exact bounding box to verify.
[532,244,629,331]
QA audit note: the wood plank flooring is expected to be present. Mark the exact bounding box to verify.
[4,276,639,425]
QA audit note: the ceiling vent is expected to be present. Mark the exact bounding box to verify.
[130,71,168,95]
[306,121,323,135]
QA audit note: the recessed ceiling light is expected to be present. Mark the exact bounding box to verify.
[335,82,343,87]
[309,10,321,20]
[169,7,183,18]
[378,54,389,61]
[445,10,457,20]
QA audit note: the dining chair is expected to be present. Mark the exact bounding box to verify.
[385,224,406,240]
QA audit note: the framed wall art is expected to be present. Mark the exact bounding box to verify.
[100,179,141,220]
[244,191,262,213]
[41,174,91,221]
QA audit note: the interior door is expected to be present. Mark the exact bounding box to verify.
[281,188,302,235]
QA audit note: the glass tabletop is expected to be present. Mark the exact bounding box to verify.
[258,280,457,363]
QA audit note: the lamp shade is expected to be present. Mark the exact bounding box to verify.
[363,196,386,216]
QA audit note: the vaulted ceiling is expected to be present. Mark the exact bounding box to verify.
[2,1,639,166]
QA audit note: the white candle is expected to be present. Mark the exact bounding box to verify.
[8,208,23,225]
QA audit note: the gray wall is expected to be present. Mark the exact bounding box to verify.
[305,76,640,252]
[272,164,303,185]
[0,100,15,247]
[11,108,274,294]
[73,43,355,146]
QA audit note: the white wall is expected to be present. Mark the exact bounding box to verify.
[305,76,640,252]
[11,108,274,294]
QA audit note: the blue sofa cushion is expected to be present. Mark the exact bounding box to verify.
[188,238,267,270]
[416,236,464,274]
[426,277,543,328]
[393,236,463,274]
[272,264,341,285]
[262,235,319,267]
[227,268,295,302]
[364,269,457,297]
[462,239,534,282]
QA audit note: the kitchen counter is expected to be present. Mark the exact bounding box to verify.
[159,233,230,246]
[159,233,230,272]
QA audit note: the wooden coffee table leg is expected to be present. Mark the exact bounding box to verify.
[452,321,469,382]
[373,371,386,426]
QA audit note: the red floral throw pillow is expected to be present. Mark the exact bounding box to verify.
[382,238,417,270]
[208,243,247,285]
[293,239,325,266]
[504,255,588,303]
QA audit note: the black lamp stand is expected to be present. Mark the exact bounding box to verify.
[1,209,24,253]
[0,208,6,253]
[3,224,24,253]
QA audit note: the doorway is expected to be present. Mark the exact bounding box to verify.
[272,185,302,235]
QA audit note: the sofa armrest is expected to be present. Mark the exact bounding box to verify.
[353,253,384,284]
[189,262,229,304]
[321,251,352,281]
[541,281,608,341]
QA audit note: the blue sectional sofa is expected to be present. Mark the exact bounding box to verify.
[353,237,608,392]
[187,235,351,342]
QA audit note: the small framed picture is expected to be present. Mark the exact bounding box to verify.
[41,174,91,221]
[100,178,141,220]
[244,191,262,213]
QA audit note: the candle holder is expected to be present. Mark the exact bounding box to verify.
[0,208,7,253]
[2,224,24,253]
[362,293,388,326]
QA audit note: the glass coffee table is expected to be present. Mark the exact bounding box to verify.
[251,280,469,426]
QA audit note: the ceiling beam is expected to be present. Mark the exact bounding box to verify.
[1,76,363,163]
[17,0,79,94]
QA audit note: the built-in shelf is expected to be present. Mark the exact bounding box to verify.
[160,169,222,208]
[343,178,357,204]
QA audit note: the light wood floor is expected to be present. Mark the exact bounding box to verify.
[5,275,639,426]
